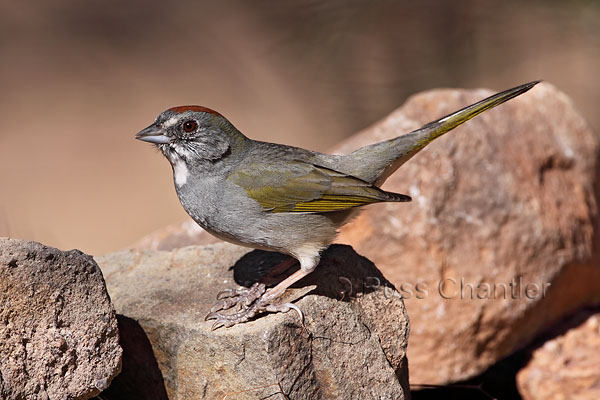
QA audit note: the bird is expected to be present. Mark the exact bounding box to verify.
[136,81,539,329]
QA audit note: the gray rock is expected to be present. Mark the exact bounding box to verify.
[0,238,122,400]
[97,243,410,400]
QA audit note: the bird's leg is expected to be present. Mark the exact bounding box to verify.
[205,268,312,330]
[209,257,298,309]
[262,268,310,299]
[259,256,299,285]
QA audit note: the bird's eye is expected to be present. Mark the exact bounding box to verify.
[182,120,198,133]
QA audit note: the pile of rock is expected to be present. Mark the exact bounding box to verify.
[129,83,600,398]
[1,83,598,399]
[0,239,411,400]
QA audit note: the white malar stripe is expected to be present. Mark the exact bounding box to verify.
[173,160,189,186]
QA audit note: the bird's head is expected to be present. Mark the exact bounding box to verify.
[136,106,244,166]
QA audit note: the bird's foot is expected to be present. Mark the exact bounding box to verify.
[211,282,267,311]
[205,283,302,330]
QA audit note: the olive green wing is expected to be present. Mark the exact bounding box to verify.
[227,160,410,213]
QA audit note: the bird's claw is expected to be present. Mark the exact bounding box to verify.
[266,302,304,322]
[209,283,266,312]
[216,283,264,300]
[205,284,304,330]
[205,299,264,330]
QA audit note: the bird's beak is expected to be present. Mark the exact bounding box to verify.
[135,124,170,144]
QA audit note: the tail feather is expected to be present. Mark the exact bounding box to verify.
[384,190,412,202]
[415,80,540,147]
[344,81,540,185]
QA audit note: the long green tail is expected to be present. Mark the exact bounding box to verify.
[414,80,540,148]
[344,81,540,185]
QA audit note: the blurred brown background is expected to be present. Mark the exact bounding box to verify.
[0,0,598,255]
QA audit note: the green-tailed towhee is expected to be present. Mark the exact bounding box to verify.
[136,81,539,329]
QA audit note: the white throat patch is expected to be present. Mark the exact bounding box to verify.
[173,159,189,186]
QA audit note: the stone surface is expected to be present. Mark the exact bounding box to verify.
[131,220,219,251]
[0,238,122,400]
[97,243,410,400]
[333,82,600,384]
[517,309,600,400]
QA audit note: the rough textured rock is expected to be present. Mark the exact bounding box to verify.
[0,238,122,400]
[131,220,219,251]
[516,309,600,400]
[333,82,600,384]
[97,243,410,400]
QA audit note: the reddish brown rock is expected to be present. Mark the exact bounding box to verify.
[517,310,600,400]
[333,82,600,384]
[0,238,122,400]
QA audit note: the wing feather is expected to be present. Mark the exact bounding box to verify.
[227,160,410,213]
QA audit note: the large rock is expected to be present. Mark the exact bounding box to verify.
[516,309,600,400]
[333,82,600,384]
[97,243,410,400]
[0,238,122,400]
